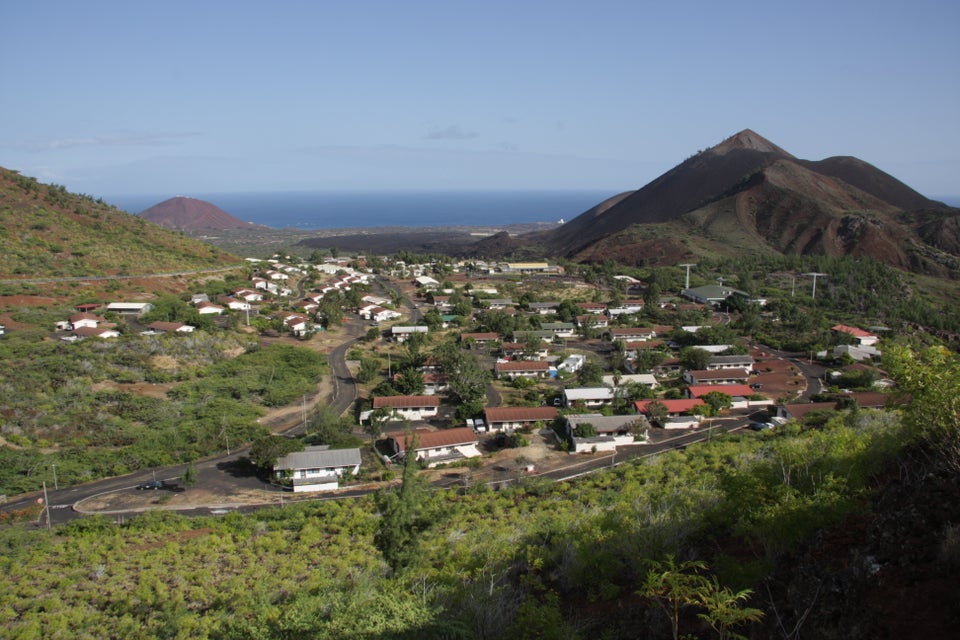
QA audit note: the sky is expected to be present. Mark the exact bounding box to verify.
[1,0,958,200]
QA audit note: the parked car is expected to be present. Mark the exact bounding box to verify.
[136,480,166,490]
[748,422,774,431]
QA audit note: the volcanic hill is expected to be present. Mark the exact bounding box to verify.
[140,196,269,231]
[525,130,960,275]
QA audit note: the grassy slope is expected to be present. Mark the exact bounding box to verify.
[0,168,240,278]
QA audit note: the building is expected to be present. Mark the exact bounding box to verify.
[562,387,616,409]
[832,324,880,347]
[368,395,440,422]
[483,406,558,433]
[384,427,481,467]
[391,325,429,343]
[494,360,552,380]
[274,446,362,493]
[683,368,751,386]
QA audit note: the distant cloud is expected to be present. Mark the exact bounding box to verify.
[14,132,199,152]
[496,141,519,152]
[423,124,478,140]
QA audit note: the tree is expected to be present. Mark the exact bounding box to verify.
[645,400,669,427]
[701,391,733,415]
[182,461,198,486]
[357,356,381,384]
[249,436,304,472]
[573,422,597,437]
[577,361,604,387]
[694,577,763,640]
[374,432,430,573]
[639,555,709,640]
[680,346,712,371]
[307,405,355,446]
[394,369,425,395]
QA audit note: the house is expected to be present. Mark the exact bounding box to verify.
[196,301,225,315]
[681,285,762,306]
[391,326,429,343]
[274,446,362,493]
[540,322,575,338]
[606,301,644,317]
[557,354,586,373]
[369,395,440,422]
[634,398,705,429]
[284,316,309,337]
[565,413,650,450]
[232,289,263,302]
[72,326,121,339]
[602,373,658,389]
[106,302,153,315]
[576,302,608,314]
[69,313,101,330]
[832,324,880,347]
[483,298,514,310]
[384,427,480,467]
[511,330,556,344]
[500,342,550,361]
[563,387,616,409]
[687,384,756,399]
[460,332,500,345]
[528,302,560,315]
[147,321,195,334]
[495,360,552,380]
[606,327,656,342]
[219,297,251,311]
[414,276,440,290]
[576,314,609,329]
[706,355,755,370]
[776,402,841,422]
[421,372,450,396]
[683,369,751,386]
[833,344,881,362]
[482,406,558,433]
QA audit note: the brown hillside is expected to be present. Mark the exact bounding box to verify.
[534,129,960,275]
[140,196,270,231]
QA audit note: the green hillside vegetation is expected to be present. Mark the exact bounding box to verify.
[0,329,326,494]
[0,168,240,278]
[0,386,941,638]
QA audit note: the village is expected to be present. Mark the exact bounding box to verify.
[36,252,897,501]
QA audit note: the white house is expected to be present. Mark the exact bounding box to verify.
[367,395,440,423]
[384,427,480,467]
[391,325,429,343]
[274,446,362,493]
[482,406,558,433]
[602,373,658,389]
[563,387,616,408]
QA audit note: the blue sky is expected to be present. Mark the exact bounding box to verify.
[2,0,958,200]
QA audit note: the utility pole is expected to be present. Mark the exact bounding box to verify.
[51,463,58,491]
[802,272,828,299]
[679,263,696,290]
[42,481,51,531]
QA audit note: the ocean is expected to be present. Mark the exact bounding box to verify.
[107,190,617,230]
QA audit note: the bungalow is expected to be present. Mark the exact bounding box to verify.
[460,332,500,345]
[274,446,362,493]
[776,402,840,422]
[72,326,121,339]
[495,360,552,380]
[484,298,515,310]
[686,384,756,400]
[634,398,706,429]
[565,413,650,448]
[653,357,683,376]
[483,406,558,433]
[370,395,440,422]
[606,301,644,317]
[284,316,309,337]
[706,355,755,371]
[69,312,101,330]
[414,275,440,290]
[219,296,251,311]
[540,322,575,338]
[576,314,610,329]
[557,354,586,373]
[384,427,480,467]
[576,302,608,315]
[147,321,195,334]
[606,327,656,342]
[421,372,450,396]
[511,330,556,344]
[602,373,658,389]
[106,302,153,315]
[196,301,225,315]
[528,302,560,315]
[500,342,550,361]
[833,344,881,362]
[832,324,880,347]
[563,387,616,409]
[232,289,263,302]
[391,325,429,343]
[681,285,753,306]
[683,368,750,386]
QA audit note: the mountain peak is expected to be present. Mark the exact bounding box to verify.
[710,129,795,158]
[140,196,269,231]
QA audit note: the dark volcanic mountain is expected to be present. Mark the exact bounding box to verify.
[140,196,269,231]
[536,130,960,275]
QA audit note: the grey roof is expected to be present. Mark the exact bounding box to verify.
[566,414,649,433]
[274,446,362,471]
[708,355,755,364]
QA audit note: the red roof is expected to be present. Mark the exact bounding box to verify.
[373,395,440,409]
[687,384,756,398]
[388,427,478,452]
[634,398,705,414]
[495,360,551,372]
[832,324,875,338]
[484,406,558,423]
